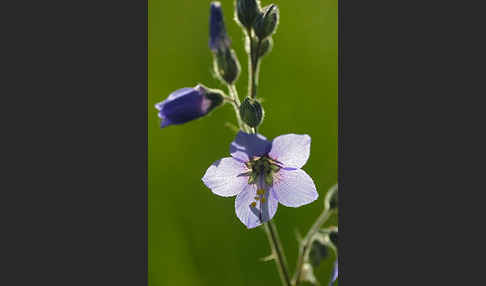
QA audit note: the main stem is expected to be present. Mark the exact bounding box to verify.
[293,208,335,285]
[264,221,292,286]
[247,29,261,99]
[245,27,290,286]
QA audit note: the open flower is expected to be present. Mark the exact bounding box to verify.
[202,131,318,228]
[155,85,223,128]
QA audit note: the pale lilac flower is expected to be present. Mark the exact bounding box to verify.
[202,131,318,229]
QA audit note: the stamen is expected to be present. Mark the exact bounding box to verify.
[260,197,266,203]
[250,202,256,207]
[257,189,265,195]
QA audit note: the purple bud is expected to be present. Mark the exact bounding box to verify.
[155,85,223,128]
[209,2,230,52]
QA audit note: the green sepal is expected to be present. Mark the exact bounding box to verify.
[309,240,329,267]
[253,4,279,39]
[236,0,261,29]
[213,48,241,85]
[239,97,264,127]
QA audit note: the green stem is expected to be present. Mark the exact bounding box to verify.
[293,208,335,286]
[252,39,261,99]
[247,29,262,99]
[229,84,242,107]
[227,84,250,132]
[247,28,254,99]
[264,221,292,286]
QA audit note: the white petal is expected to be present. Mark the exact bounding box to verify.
[235,184,278,229]
[202,157,249,197]
[269,134,311,169]
[271,168,318,207]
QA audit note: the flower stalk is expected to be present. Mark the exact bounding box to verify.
[227,84,246,132]
[264,221,292,286]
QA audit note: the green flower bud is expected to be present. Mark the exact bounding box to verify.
[213,48,240,84]
[253,4,279,39]
[239,97,264,128]
[309,240,329,267]
[246,36,274,58]
[257,37,273,58]
[236,0,260,29]
[311,227,338,262]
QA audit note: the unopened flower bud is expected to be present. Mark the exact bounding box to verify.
[155,84,223,128]
[309,240,329,267]
[239,97,264,127]
[209,2,231,52]
[258,37,273,57]
[214,48,241,84]
[246,36,274,58]
[253,4,279,39]
[236,0,260,29]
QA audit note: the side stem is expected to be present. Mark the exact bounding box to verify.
[293,208,335,285]
[227,84,249,132]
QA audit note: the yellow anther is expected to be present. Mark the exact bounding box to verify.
[257,189,265,195]
[250,202,256,207]
[260,197,266,203]
[255,196,260,200]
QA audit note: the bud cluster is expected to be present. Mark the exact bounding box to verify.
[236,0,279,40]
[235,0,280,129]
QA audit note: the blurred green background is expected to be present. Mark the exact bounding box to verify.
[149,0,337,285]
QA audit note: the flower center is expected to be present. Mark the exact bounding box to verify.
[245,156,281,186]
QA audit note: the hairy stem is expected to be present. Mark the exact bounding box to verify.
[264,221,292,286]
[293,208,335,285]
[229,84,242,107]
[247,29,261,99]
[227,84,249,132]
